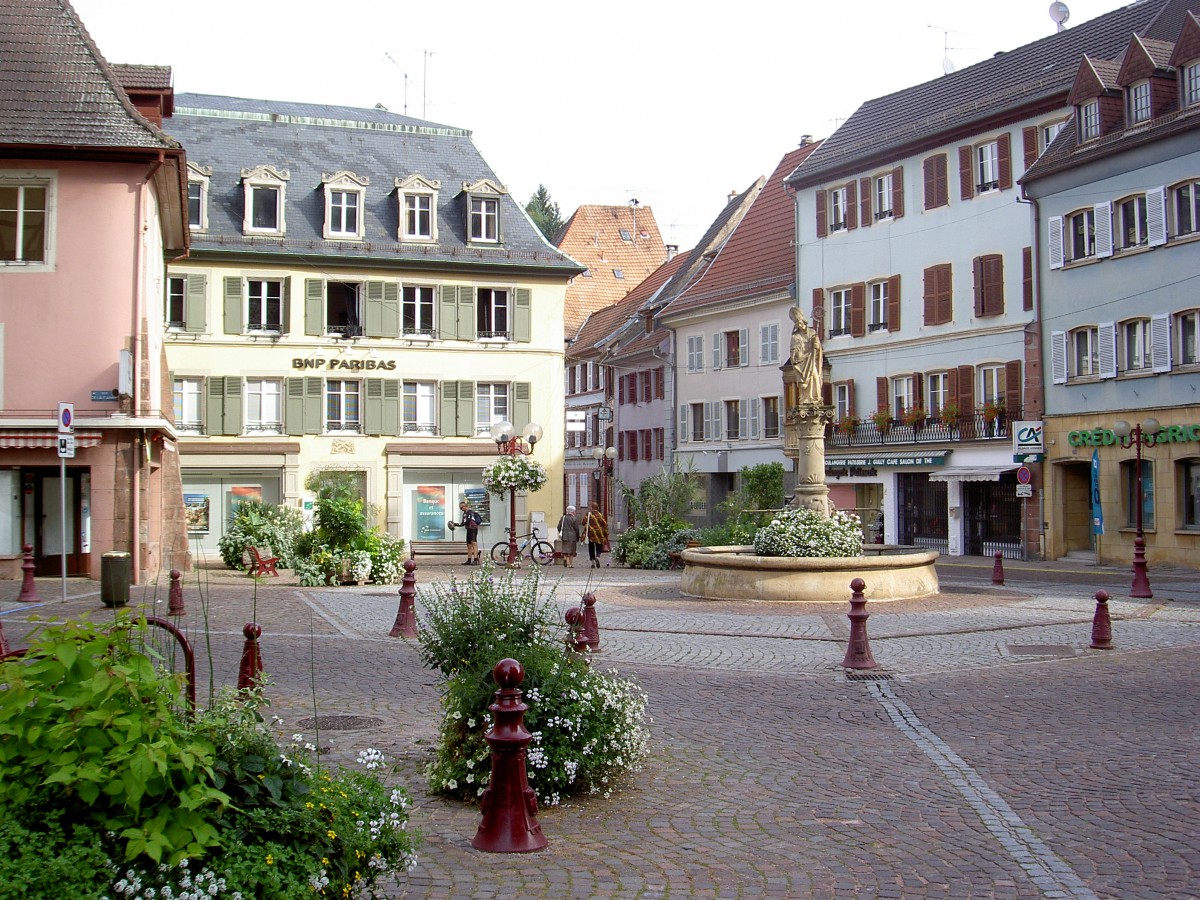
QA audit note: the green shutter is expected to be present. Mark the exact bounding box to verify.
[305,279,324,336]
[364,377,383,435]
[280,277,291,335]
[513,288,531,343]
[457,380,475,437]
[382,379,400,435]
[382,282,399,337]
[512,382,531,432]
[439,285,458,340]
[364,281,386,338]
[305,377,322,435]
[286,378,305,435]
[223,277,242,335]
[205,376,224,436]
[223,376,243,435]
[184,274,206,333]
[458,286,476,341]
[440,381,459,437]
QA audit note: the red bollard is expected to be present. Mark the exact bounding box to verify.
[472,658,548,854]
[237,622,264,690]
[389,559,419,638]
[992,551,1005,585]
[167,569,186,616]
[1090,590,1113,649]
[842,578,878,670]
[17,544,39,603]
[580,592,601,652]
[564,607,589,654]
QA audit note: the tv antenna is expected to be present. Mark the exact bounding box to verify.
[1049,2,1070,33]
[383,52,407,115]
[929,25,965,75]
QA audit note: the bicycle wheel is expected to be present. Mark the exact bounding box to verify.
[491,541,512,564]
[531,541,555,566]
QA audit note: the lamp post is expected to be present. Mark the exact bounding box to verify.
[490,419,542,566]
[1112,417,1159,598]
[591,445,617,518]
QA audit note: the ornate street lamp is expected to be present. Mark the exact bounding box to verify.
[1112,417,1159,598]
[591,445,617,518]
[490,420,542,566]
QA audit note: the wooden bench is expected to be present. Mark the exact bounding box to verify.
[409,540,467,559]
[246,545,279,577]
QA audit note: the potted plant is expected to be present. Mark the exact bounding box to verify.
[939,402,961,429]
[871,407,892,433]
[902,406,927,429]
[982,400,1006,425]
[836,415,859,435]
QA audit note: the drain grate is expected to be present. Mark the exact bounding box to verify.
[844,670,894,682]
[295,715,384,732]
[1007,644,1075,657]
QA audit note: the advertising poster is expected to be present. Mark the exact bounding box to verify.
[184,493,210,534]
[415,485,447,539]
[464,487,491,525]
[228,485,262,523]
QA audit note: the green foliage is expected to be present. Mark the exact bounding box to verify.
[613,519,688,568]
[696,520,758,547]
[716,463,786,529]
[315,495,367,553]
[0,812,113,899]
[524,184,565,242]
[752,507,864,558]
[217,500,305,570]
[619,462,700,526]
[417,565,649,806]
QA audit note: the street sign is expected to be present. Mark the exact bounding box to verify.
[57,435,76,458]
[597,407,613,421]
[1016,466,1031,485]
[58,401,74,434]
[1015,483,1033,498]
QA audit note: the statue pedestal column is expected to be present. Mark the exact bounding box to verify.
[784,402,833,515]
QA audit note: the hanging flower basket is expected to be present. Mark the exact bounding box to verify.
[482,454,548,496]
[902,406,927,428]
[871,408,892,433]
[837,416,859,435]
[983,401,1006,424]
[939,403,961,429]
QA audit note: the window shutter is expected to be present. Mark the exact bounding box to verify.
[973,257,983,317]
[749,397,760,439]
[845,180,858,230]
[456,381,474,437]
[958,145,974,201]
[513,288,532,342]
[887,274,901,331]
[987,255,1004,316]
[997,132,1012,190]
[739,400,749,439]
[305,278,324,336]
[304,377,322,435]
[223,277,242,335]
[1098,321,1117,379]
[812,288,825,340]
[438,285,459,340]
[815,190,827,238]
[185,274,207,333]
[938,265,953,325]
[875,376,887,414]
[911,372,924,410]
[458,287,477,340]
[223,377,243,436]
[1004,361,1022,414]
[655,367,665,399]
[891,166,904,219]
[440,381,459,437]
[859,177,872,227]
[947,367,959,406]
[712,332,722,369]
[702,402,712,441]
[1022,126,1038,169]
[738,328,748,366]
[847,381,857,417]
[1051,331,1068,385]
[679,405,688,443]
[1048,216,1065,270]
[850,283,866,337]
[280,277,291,335]
[923,266,937,324]
[957,364,976,434]
[1022,247,1033,311]
[1151,313,1171,373]
[1094,202,1113,258]
[1146,186,1167,247]
[382,379,400,434]
[618,376,625,405]
[759,324,771,365]
[364,281,387,338]
[512,382,531,432]
[923,155,948,210]
[364,378,384,435]
[205,376,224,437]
[286,377,305,435]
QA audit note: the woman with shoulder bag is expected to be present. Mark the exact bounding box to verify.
[583,501,609,568]
[557,505,581,568]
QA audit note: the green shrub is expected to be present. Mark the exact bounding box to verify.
[752,507,864,557]
[217,500,305,570]
[417,565,649,806]
[614,519,693,569]
[696,521,758,547]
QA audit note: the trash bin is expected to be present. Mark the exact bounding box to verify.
[101,551,131,607]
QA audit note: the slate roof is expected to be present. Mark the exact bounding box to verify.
[661,141,821,320]
[786,0,1183,189]
[0,0,179,151]
[557,204,668,336]
[166,93,583,274]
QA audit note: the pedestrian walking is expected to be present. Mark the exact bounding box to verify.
[450,499,482,565]
[583,501,609,568]
[557,505,581,568]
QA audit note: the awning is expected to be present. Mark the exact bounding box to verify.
[825,450,949,468]
[929,465,1017,483]
[0,429,104,449]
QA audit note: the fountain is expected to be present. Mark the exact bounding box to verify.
[680,308,939,602]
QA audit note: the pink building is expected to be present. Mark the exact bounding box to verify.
[0,0,189,581]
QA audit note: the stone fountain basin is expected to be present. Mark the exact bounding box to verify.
[679,545,939,602]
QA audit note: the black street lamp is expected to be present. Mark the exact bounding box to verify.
[1112,417,1159,599]
[490,420,542,566]
[591,445,616,518]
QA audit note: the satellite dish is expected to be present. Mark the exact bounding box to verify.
[943,57,956,74]
[1049,1,1070,31]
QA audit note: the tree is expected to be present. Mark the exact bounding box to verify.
[525,184,564,242]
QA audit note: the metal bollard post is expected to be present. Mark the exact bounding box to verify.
[992,551,1005,585]
[167,569,186,616]
[389,559,419,638]
[564,607,589,654]
[472,658,548,853]
[580,592,601,652]
[237,622,264,690]
[17,544,39,603]
[1090,590,1113,650]
[842,578,878,670]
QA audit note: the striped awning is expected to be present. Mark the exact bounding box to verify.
[0,429,104,449]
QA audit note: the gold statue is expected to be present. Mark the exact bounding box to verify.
[789,307,823,405]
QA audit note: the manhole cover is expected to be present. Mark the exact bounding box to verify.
[844,670,893,681]
[295,715,384,732]
[1007,644,1075,657]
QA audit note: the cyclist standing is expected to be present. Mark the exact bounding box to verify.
[452,499,482,565]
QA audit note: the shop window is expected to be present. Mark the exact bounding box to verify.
[1179,459,1200,530]
[1121,458,1155,529]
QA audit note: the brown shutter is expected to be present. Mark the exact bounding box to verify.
[822,379,833,407]
[957,363,976,438]
[938,265,953,324]
[973,256,984,317]
[947,366,959,405]
[986,255,1004,315]
[1022,126,1038,169]
[848,381,856,417]
[959,145,974,200]
[997,132,1012,190]
[876,376,888,413]
[1005,360,1022,415]
[911,372,924,410]
[859,177,872,227]
[846,180,858,230]
[1022,246,1034,311]
[923,156,937,210]
[923,265,937,325]
[892,166,904,218]
[812,288,825,340]
[887,274,901,331]
[815,190,828,238]
[850,283,866,337]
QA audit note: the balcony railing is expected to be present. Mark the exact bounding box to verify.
[828,409,1019,447]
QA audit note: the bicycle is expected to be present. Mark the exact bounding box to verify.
[491,527,555,566]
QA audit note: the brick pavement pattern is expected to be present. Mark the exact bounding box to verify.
[1,558,1197,898]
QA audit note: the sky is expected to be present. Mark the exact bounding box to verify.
[71,0,1132,250]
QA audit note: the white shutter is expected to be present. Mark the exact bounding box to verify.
[738,328,749,366]
[702,401,712,440]
[1147,186,1167,247]
[1094,202,1113,258]
[1048,216,1064,270]
[749,397,760,439]
[1151,313,1171,373]
[1051,330,1068,384]
[1098,321,1117,379]
[759,324,771,365]
[679,405,689,443]
[712,333,722,369]
[738,400,749,438]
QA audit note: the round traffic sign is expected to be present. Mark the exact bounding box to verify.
[1016,465,1031,485]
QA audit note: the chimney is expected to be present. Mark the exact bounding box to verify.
[799,134,813,146]
[665,244,678,260]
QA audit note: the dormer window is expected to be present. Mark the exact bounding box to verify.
[1184,62,1200,107]
[241,165,289,236]
[395,174,440,242]
[1128,80,1152,124]
[463,178,507,243]
[1079,101,1100,141]
[321,171,368,241]
[187,163,211,232]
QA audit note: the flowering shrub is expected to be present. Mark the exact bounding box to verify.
[752,507,864,558]
[417,564,650,806]
[614,520,695,569]
[218,500,305,569]
[482,454,548,495]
